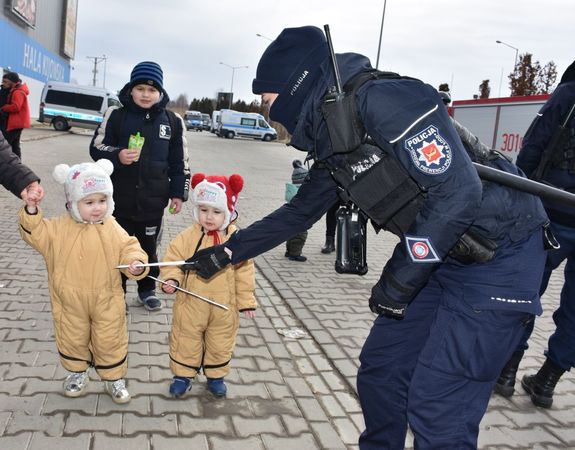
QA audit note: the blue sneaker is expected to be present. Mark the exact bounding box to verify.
[207,377,227,397]
[169,376,191,398]
[138,291,162,311]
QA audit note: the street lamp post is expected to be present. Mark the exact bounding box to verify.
[219,62,249,109]
[256,33,273,42]
[496,40,519,69]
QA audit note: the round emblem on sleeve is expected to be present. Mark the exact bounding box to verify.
[404,125,452,175]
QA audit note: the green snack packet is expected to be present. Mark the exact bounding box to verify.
[128,132,145,161]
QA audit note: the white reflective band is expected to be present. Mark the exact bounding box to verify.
[389,104,439,144]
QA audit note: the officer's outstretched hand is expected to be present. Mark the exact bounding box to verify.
[369,282,407,320]
[182,244,231,279]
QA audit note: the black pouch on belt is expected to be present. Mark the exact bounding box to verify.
[448,229,498,264]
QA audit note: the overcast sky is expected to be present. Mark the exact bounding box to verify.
[72,0,574,105]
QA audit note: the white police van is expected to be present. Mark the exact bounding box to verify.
[38,82,121,131]
[210,110,221,133]
[217,109,277,141]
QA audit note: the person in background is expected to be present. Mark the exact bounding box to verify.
[160,173,256,398]
[90,61,190,312]
[19,160,149,404]
[494,60,575,408]
[320,201,339,254]
[1,71,30,158]
[285,159,309,261]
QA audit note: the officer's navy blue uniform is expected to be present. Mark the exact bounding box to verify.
[515,79,575,372]
[224,51,548,448]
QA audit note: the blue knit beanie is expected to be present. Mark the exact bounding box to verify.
[130,61,163,90]
[253,26,328,134]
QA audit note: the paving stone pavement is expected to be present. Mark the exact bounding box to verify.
[0,128,573,449]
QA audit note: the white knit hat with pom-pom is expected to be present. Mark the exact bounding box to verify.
[53,159,115,223]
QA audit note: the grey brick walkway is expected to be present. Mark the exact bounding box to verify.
[0,128,572,449]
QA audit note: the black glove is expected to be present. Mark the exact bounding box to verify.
[369,281,407,320]
[182,244,231,279]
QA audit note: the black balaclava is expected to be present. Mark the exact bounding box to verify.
[252,26,328,134]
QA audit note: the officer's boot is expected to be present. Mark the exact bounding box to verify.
[493,350,524,398]
[521,357,565,408]
[321,236,335,254]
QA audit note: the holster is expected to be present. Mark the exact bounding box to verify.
[448,229,497,264]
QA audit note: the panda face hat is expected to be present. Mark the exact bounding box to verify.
[191,173,244,230]
[53,159,115,223]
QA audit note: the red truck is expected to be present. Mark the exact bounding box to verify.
[451,94,550,162]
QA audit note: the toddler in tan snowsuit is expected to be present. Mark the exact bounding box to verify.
[19,159,148,403]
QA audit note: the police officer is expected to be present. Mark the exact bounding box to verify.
[494,60,575,408]
[184,26,549,448]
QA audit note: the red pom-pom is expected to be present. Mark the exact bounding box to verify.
[228,174,244,194]
[191,173,206,188]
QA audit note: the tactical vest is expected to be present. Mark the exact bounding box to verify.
[320,70,426,236]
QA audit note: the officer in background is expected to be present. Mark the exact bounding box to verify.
[184,26,549,448]
[494,60,575,408]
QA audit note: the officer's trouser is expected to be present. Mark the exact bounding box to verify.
[357,229,545,449]
[516,221,575,370]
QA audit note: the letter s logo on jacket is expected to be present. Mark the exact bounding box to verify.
[159,124,171,140]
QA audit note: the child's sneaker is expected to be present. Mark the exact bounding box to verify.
[104,379,131,404]
[137,290,162,311]
[169,376,192,398]
[207,377,227,397]
[63,370,89,397]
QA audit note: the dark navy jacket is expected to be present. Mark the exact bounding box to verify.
[227,53,547,309]
[90,83,189,221]
[516,80,575,226]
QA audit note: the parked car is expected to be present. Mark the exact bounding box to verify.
[217,109,277,141]
[201,113,211,131]
[184,110,203,131]
[38,81,121,131]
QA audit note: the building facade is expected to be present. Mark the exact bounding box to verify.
[0,0,77,117]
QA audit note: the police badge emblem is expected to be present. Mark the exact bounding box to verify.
[404,125,452,175]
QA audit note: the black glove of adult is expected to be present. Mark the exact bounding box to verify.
[182,244,231,279]
[368,281,408,320]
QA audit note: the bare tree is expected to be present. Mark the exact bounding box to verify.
[167,93,189,116]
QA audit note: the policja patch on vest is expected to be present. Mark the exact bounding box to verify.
[405,235,441,263]
[404,125,452,175]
